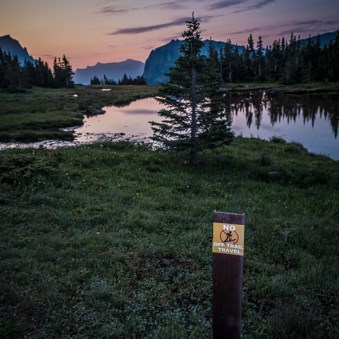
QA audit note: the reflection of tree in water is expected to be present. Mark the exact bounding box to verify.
[224,92,339,138]
[224,92,262,129]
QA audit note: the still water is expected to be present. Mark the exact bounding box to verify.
[74,97,159,143]
[74,92,339,160]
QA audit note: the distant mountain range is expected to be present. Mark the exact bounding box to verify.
[0,34,35,65]
[1,31,337,85]
[73,59,144,85]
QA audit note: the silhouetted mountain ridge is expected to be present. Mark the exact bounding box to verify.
[73,59,144,85]
[298,31,337,48]
[0,34,35,65]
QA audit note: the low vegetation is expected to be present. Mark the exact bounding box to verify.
[1,138,338,338]
[0,85,158,142]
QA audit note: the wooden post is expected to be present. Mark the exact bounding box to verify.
[212,211,245,339]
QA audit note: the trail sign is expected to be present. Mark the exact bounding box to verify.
[212,211,245,339]
[212,222,245,256]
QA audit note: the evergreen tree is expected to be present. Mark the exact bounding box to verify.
[330,31,339,80]
[118,73,131,85]
[255,36,265,81]
[244,34,255,80]
[53,55,74,88]
[200,46,234,148]
[150,13,233,164]
[0,50,67,90]
[91,76,101,85]
[132,75,147,85]
[6,54,25,91]
[61,54,74,88]
[0,48,6,88]
[223,39,234,82]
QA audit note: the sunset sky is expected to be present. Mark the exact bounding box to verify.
[1,0,338,70]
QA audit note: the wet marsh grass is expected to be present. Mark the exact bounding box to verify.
[0,138,338,337]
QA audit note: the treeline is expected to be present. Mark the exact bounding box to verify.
[0,50,74,91]
[210,31,339,83]
[90,73,147,85]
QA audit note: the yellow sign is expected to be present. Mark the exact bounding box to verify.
[212,222,245,256]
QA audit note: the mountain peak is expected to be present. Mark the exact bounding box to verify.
[0,34,35,65]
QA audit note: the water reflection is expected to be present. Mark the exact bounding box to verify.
[229,92,339,159]
[227,92,338,138]
[74,97,161,143]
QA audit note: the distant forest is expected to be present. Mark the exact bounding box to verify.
[214,31,339,83]
[0,52,74,91]
[1,30,339,91]
[90,74,147,86]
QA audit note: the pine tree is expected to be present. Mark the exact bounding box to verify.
[150,13,233,164]
[91,76,101,85]
[223,39,234,83]
[255,36,265,81]
[7,54,25,91]
[244,34,255,80]
[53,55,74,88]
[200,46,234,149]
[62,55,74,88]
[0,48,6,88]
[330,30,339,80]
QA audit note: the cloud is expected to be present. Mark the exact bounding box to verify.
[100,1,185,15]
[109,15,214,35]
[278,19,339,36]
[209,0,245,10]
[208,0,275,12]
[110,17,187,35]
[228,18,339,44]
[234,0,275,13]
[157,1,186,10]
[230,25,265,35]
[100,6,131,14]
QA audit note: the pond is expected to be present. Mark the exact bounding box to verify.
[74,92,339,160]
[1,92,338,160]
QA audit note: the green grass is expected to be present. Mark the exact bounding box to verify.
[1,138,338,338]
[0,85,158,142]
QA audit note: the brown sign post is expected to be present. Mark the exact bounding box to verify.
[212,211,245,339]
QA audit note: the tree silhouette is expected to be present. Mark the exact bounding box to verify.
[150,13,233,164]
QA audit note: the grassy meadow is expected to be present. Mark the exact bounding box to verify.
[1,136,338,338]
[1,84,338,337]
